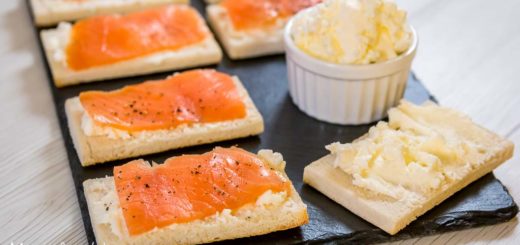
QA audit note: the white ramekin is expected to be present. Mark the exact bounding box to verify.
[284,17,418,125]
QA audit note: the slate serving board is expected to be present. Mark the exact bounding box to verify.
[27,0,518,244]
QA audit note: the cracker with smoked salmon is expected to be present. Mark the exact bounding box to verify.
[41,5,222,87]
[207,0,322,59]
[65,69,264,166]
[83,147,309,244]
[30,0,189,27]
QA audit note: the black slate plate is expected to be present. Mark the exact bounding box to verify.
[27,0,517,244]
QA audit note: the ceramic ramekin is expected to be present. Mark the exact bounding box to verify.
[284,17,418,125]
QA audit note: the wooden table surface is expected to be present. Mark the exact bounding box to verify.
[1,0,519,244]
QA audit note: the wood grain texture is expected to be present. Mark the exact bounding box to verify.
[0,0,518,244]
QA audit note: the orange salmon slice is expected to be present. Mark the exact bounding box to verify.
[66,5,208,70]
[79,69,247,132]
[114,147,291,236]
[221,0,322,30]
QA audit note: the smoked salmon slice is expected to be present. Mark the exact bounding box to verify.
[114,147,291,236]
[221,0,322,30]
[66,5,208,70]
[79,69,247,132]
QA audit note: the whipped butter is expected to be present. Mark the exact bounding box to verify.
[292,0,412,64]
[81,112,134,139]
[327,101,492,199]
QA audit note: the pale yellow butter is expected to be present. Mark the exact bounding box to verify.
[292,0,412,64]
[327,101,491,199]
